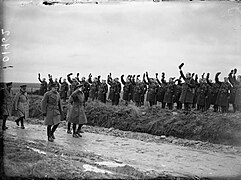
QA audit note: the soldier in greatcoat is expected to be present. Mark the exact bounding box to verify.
[98,80,108,103]
[178,63,196,113]
[196,78,209,112]
[59,77,69,102]
[207,72,221,112]
[77,76,90,103]
[228,69,241,112]
[144,72,158,107]
[132,77,142,107]
[41,83,63,142]
[216,75,232,113]
[67,73,79,96]
[38,73,48,95]
[140,75,147,106]
[174,78,183,110]
[156,73,167,108]
[1,82,13,130]
[107,74,121,105]
[121,75,133,105]
[228,69,237,112]
[14,85,29,129]
[67,84,87,138]
[88,74,100,101]
[163,77,176,110]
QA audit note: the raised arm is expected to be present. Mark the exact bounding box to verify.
[38,73,43,83]
[59,77,62,84]
[206,73,212,86]
[215,72,221,85]
[143,73,148,85]
[67,73,73,84]
[146,72,151,84]
[161,72,167,85]
[155,73,162,86]
[121,75,126,85]
[88,73,92,84]
[107,74,112,86]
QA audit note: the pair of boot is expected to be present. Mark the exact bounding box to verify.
[73,129,84,138]
[48,133,55,142]
[15,119,25,129]
[73,132,82,138]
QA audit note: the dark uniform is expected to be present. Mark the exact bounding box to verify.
[108,76,121,105]
[121,75,133,105]
[179,70,196,113]
[156,75,166,108]
[1,82,13,130]
[196,80,209,112]
[41,83,63,142]
[207,73,221,112]
[98,82,108,103]
[144,73,158,107]
[163,81,176,110]
[216,79,232,113]
[59,78,69,102]
[38,74,48,95]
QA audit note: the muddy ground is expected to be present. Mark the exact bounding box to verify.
[1,96,241,179]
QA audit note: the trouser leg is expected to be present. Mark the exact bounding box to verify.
[73,123,77,134]
[67,122,71,131]
[51,123,59,135]
[47,125,52,137]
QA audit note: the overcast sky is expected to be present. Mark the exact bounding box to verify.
[2,1,241,83]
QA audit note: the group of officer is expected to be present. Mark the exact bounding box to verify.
[38,63,241,114]
[1,83,29,131]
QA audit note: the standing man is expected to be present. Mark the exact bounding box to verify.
[67,84,87,138]
[59,77,69,102]
[121,75,132,105]
[41,83,63,142]
[1,82,13,130]
[178,63,196,114]
[98,80,108,103]
[38,73,48,95]
[14,85,29,129]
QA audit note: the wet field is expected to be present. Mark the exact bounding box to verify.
[3,120,241,179]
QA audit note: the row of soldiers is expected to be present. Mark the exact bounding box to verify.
[38,64,241,113]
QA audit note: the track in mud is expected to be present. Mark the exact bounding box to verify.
[2,121,241,179]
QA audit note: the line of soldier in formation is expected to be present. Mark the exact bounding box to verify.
[1,63,241,142]
[38,63,241,114]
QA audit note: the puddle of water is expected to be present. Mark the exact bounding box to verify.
[83,164,113,174]
[27,146,47,155]
[96,161,126,167]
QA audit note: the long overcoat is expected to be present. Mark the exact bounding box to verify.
[156,84,166,103]
[122,82,132,101]
[2,88,13,116]
[196,83,208,106]
[163,83,175,104]
[14,91,29,118]
[179,78,195,104]
[234,83,241,107]
[60,82,69,99]
[41,91,63,125]
[216,82,231,107]
[147,83,157,103]
[67,90,87,124]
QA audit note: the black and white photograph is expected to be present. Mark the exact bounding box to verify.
[0,0,241,179]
